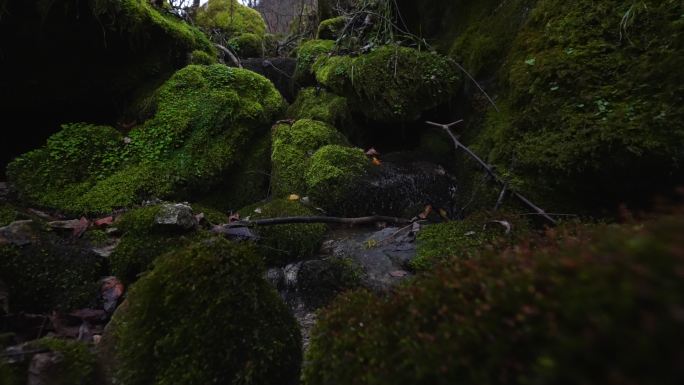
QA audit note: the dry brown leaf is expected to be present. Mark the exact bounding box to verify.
[101,277,124,313]
[371,157,382,166]
[418,205,432,220]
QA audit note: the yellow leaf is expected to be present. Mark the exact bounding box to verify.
[288,194,300,201]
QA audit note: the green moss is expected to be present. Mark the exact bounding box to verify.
[239,199,327,266]
[228,32,263,57]
[0,223,103,313]
[188,203,228,224]
[412,211,531,271]
[189,49,216,65]
[0,203,19,227]
[296,258,362,309]
[312,54,354,93]
[110,205,204,284]
[317,16,348,40]
[271,119,348,196]
[113,238,301,385]
[287,87,353,130]
[9,64,285,215]
[305,212,684,385]
[195,0,267,37]
[294,39,335,85]
[462,0,684,210]
[22,337,97,385]
[304,145,370,215]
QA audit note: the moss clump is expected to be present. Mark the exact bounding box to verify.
[344,46,461,122]
[317,16,348,40]
[312,54,354,93]
[0,203,19,227]
[412,211,531,271]
[305,213,684,385]
[0,223,103,313]
[113,238,301,385]
[228,32,263,57]
[294,39,335,85]
[304,145,370,215]
[271,119,348,196]
[189,49,216,65]
[9,64,285,215]
[287,87,353,130]
[239,199,327,266]
[109,205,204,285]
[296,258,361,309]
[465,0,684,210]
[195,0,267,37]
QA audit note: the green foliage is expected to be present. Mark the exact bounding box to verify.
[294,39,336,85]
[195,0,267,37]
[287,87,353,133]
[113,238,301,385]
[239,199,328,266]
[317,16,348,40]
[228,32,263,57]
[8,65,285,215]
[305,213,684,385]
[304,145,369,215]
[271,119,348,196]
[0,223,103,313]
[412,211,531,271]
[314,46,462,122]
[24,338,97,385]
[461,0,684,210]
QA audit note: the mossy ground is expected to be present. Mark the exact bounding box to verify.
[113,238,301,385]
[238,199,327,266]
[305,211,684,385]
[8,65,285,215]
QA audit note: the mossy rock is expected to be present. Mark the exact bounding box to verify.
[317,16,348,40]
[296,258,362,309]
[113,238,301,385]
[29,338,97,385]
[271,119,348,196]
[109,205,206,285]
[228,32,263,57]
[189,49,217,65]
[8,65,285,215]
[305,213,684,385]
[0,203,20,227]
[294,39,335,86]
[0,222,103,313]
[239,199,327,266]
[287,87,353,132]
[313,46,462,123]
[195,0,267,38]
[304,145,370,215]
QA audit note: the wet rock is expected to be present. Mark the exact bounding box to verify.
[0,220,38,246]
[242,57,297,102]
[154,203,197,231]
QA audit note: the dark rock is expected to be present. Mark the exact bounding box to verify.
[242,57,297,102]
[154,203,197,230]
[0,220,38,246]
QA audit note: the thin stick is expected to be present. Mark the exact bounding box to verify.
[220,215,412,229]
[215,44,242,68]
[452,61,500,113]
[494,183,508,211]
[426,120,557,225]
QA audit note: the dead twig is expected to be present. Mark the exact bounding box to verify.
[427,120,557,226]
[217,215,413,230]
[215,44,242,68]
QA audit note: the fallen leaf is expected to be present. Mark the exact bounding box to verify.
[365,147,380,156]
[485,220,512,234]
[69,309,107,322]
[194,212,205,224]
[390,270,409,278]
[371,157,382,166]
[28,208,55,220]
[418,205,432,220]
[101,277,124,313]
[94,216,114,227]
[438,208,450,220]
[288,194,300,201]
[47,217,90,237]
[254,208,263,214]
[228,212,241,223]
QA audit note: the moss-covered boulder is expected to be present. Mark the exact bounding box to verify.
[113,238,301,385]
[304,145,370,215]
[468,0,684,210]
[0,221,103,313]
[228,32,263,57]
[287,87,353,130]
[0,0,215,174]
[109,205,205,285]
[294,39,335,85]
[8,64,285,214]
[271,119,348,196]
[239,199,327,266]
[317,16,348,40]
[189,49,217,65]
[305,213,684,385]
[195,0,267,38]
[314,46,462,122]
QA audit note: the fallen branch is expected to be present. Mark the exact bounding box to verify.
[215,44,242,68]
[427,120,558,226]
[218,215,412,229]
